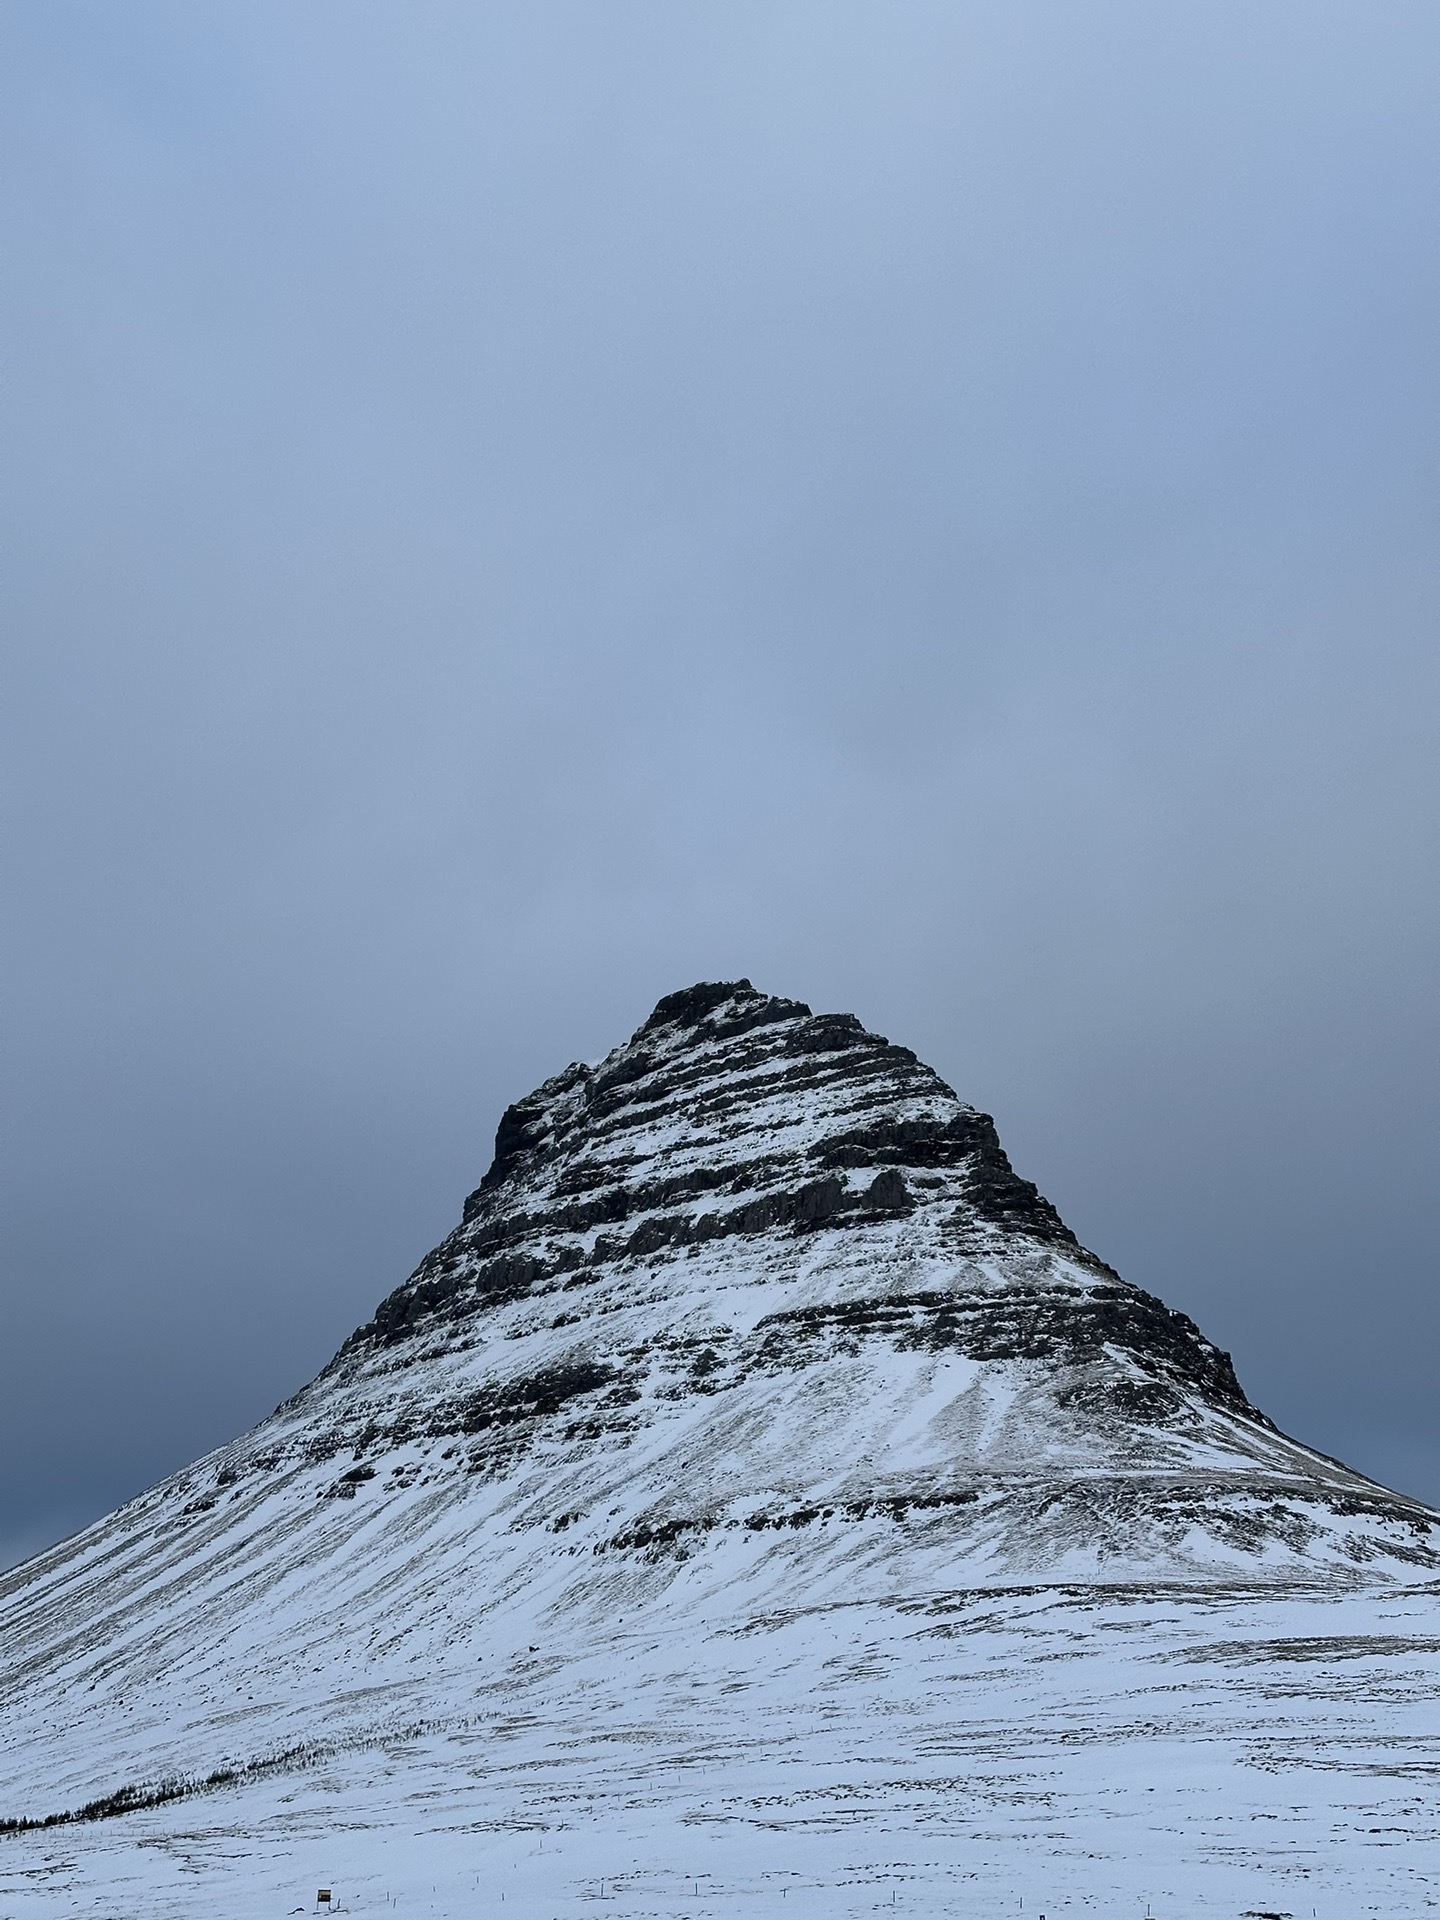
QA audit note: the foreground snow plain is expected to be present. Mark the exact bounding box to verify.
[3,984,1436,1916]
[5,1572,1438,1917]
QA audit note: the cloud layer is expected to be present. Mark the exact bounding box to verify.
[3,2,1437,1565]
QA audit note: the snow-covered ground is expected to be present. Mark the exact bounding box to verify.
[4,1573,1438,1917]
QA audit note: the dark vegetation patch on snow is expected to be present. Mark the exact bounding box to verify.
[0,1742,324,1837]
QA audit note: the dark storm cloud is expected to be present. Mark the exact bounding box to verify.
[3,2,1438,1565]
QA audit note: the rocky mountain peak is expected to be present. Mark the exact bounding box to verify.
[1,979,1437,1863]
[272,981,1431,1588]
[373,979,1096,1357]
[4,982,1437,1920]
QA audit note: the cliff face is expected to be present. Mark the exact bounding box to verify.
[356,976,1254,1426]
[1,981,1436,1845]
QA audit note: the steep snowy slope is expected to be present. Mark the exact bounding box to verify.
[1,981,1437,1916]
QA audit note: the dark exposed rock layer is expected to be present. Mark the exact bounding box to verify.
[354,979,1254,1435]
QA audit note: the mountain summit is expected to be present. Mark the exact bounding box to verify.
[2,982,1437,1914]
[327,975,1427,1577]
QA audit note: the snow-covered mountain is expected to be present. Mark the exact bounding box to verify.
[2,981,1437,1918]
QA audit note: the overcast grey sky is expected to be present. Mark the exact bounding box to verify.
[3,2,1438,1569]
